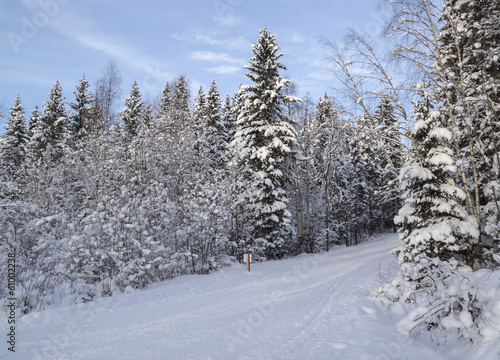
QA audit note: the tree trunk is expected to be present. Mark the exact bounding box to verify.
[295,180,304,253]
[325,176,330,252]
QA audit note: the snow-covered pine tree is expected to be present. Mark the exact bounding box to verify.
[157,81,176,141]
[374,94,396,127]
[160,81,173,115]
[205,80,227,169]
[28,104,41,138]
[232,27,301,259]
[24,107,47,205]
[173,75,191,131]
[0,95,28,191]
[24,106,65,212]
[388,92,483,340]
[42,80,69,146]
[395,92,480,268]
[192,85,208,154]
[34,81,70,208]
[227,89,245,145]
[70,74,93,138]
[222,93,236,146]
[23,83,68,210]
[206,80,223,132]
[122,81,144,137]
[142,102,155,129]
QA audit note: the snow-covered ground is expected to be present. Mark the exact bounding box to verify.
[1,234,494,359]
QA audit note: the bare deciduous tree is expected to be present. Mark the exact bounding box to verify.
[93,59,122,133]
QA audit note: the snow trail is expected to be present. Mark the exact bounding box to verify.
[5,234,447,359]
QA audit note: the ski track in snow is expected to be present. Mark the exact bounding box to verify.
[2,234,453,360]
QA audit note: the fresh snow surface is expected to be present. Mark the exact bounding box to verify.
[0,234,482,360]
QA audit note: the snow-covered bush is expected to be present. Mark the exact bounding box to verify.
[381,253,483,342]
[379,256,500,352]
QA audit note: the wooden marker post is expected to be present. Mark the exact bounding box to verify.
[244,253,251,272]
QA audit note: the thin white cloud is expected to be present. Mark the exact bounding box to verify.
[75,33,175,92]
[190,51,245,76]
[46,12,174,88]
[190,51,245,65]
[76,33,128,58]
[171,31,248,51]
[207,66,241,75]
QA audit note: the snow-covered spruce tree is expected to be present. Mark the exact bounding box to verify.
[29,81,70,206]
[205,80,228,169]
[192,85,208,155]
[222,93,236,146]
[352,111,382,240]
[388,93,482,340]
[159,81,173,116]
[157,81,177,141]
[24,110,48,207]
[396,95,479,264]
[232,27,301,259]
[206,80,223,131]
[0,95,28,188]
[374,94,396,128]
[142,102,155,129]
[28,104,41,138]
[42,80,69,148]
[122,80,143,137]
[173,75,191,130]
[69,74,93,138]
[62,76,96,210]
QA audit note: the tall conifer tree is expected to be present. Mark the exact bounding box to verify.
[122,81,143,137]
[70,74,93,137]
[396,94,480,267]
[0,95,28,184]
[42,80,68,146]
[232,27,301,259]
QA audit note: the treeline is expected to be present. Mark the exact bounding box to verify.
[0,28,402,313]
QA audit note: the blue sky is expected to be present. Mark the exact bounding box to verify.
[0,0,388,130]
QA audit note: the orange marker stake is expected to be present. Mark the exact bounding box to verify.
[245,253,251,271]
